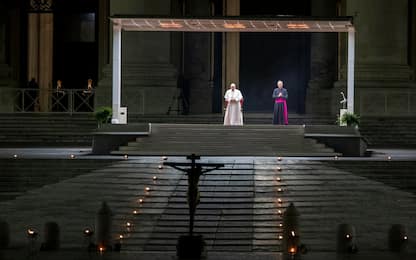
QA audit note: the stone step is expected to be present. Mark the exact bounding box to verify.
[114,124,336,157]
[1,158,416,253]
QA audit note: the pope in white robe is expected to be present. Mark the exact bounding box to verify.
[223,83,244,126]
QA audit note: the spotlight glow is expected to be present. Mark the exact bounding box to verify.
[27,228,36,236]
[403,236,408,240]
[83,228,93,236]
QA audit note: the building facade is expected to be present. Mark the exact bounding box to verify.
[0,0,415,117]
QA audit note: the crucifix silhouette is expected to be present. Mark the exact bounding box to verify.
[164,154,224,236]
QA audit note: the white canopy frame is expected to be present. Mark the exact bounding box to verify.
[109,16,355,123]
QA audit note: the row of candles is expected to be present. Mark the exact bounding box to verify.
[118,155,168,250]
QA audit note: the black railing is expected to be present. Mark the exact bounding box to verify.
[11,88,95,113]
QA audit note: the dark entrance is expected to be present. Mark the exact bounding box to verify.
[240,0,311,113]
[53,0,98,89]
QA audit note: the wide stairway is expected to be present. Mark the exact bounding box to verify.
[359,117,416,148]
[1,157,415,256]
[0,113,96,147]
[112,124,337,156]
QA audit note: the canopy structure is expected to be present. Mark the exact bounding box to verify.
[109,15,355,122]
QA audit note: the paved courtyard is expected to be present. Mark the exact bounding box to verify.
[0,148,415,259]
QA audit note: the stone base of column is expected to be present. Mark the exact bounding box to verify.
[97,63,179,115]
[305,80,333,116]
[339,64,414,82]
[333,80,416,117]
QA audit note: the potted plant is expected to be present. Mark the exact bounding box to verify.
[338,112,360,127]
[94,107,112,128]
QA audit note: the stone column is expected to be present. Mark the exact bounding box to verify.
[184,0,212,114]
[411,1,416,82]
[27,0,54,112]
[0,4,20,112]
[223,0,240,106]
[305,0,337,115]
[334,0,415,116]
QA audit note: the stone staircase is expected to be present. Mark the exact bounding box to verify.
[112,124,338,156]
[325,160,416,195]
[0,113,97,147]
[0,158,119,202]
[0,157,415,254]
[128,113,335,125]
[359,117,416,148]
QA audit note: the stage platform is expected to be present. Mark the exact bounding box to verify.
[92,123,367,157]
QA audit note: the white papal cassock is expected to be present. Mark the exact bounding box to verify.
[223,89,243,125]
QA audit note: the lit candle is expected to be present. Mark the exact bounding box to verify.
[277,157,282,161]
[278,235,283,240]
[83,228,93,236]
[124,154,128,159]
[279,223,283,227]
[387,156,392,160]
[145,187,150,192]
[153,176,158,180]
[346,234,351,239]
[27,228,37,236]
[276,177,281,182]
[138,198,143,204]
[119,234,124,239]
[278,210,282,215]
[403,236,408,240]
[133,210,139,215]
[277,188,283,192]
[70,154,75,159]
[276,167,282,171]
[99,246,104,254]
[289,247,297,254]
[13,154,18,159]
[126,222,131,227]
[158,165,163,169]
[291,231,296,237]
[162,156,168,160]
[277,198,282,203]
[334,155,338,160]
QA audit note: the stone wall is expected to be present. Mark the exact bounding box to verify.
[333,0,416,117]
[96,0,179,115]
